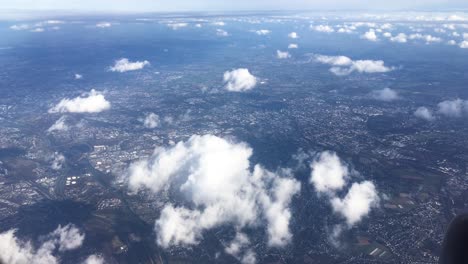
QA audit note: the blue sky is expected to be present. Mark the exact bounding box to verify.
[1,0,467,12]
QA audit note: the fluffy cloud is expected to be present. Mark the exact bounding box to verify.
[47,116,68,132]
[74,73,83,80]
[216,29,229,36]
[437,99,468,117]
[143,113,160,128]
[371,88,399,101]
[409,33,442,43]
[315,54,394,76]
[310,151,348,194]
[387,33,408,43]
[49,90,111,114]
[288,43,298,49]
[414,107,435,121]
[255,29,271,35]
[276,50,291,59]
[83,255,105,264]
[288,32,298,39]
[0,224,84,264]
[311,25,334,33]
[126,135,301,250]
[109,58,150,72]
[225,232,256,264]
[460,41,468,48]
[223,68,257,92]
[331,181,379,226]
[309,152,379,231]
[362,29,378,41]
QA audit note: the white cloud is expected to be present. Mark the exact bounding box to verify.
[0,224,84,264]
[10,24,30,30]
[255,29,271,35]
[371,88,399,101]
[309,152,379,234]
[460,41,468,48]
[216,29,229,36]
[48,116,68,132]
[361,29,378,41]
[167,23,188,30]
[310,151,348,194]
[74,73,83,80]
[390,33,407,43]
[143,113,160,128]
[288,32,298,39]
[315,54,393,76]
[126,135,300,249]
[331,181,379,226]
[276,50,291,59]
[212,21,225,26]
[414,107,435,121]
[83,255,105,264]
[225,233,256,264]
[223,68,257,92]
[311,25,334,33]
[96,22,111,28]
[409,33,442,43]
[49,90,111,114]
[31,28,45,33]
[438,99,468,117]
[288,43,298,49]
[50,152,65,170]
[109,58,150,72]
[447,40,457,45]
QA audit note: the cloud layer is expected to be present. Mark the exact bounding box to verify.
[49,90,111,113]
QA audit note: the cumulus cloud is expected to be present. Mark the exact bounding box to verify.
[126,135,300,250]
[311,25,334,33]
[96,22,111,28]
[288,32,298,39]
[143,113,160,128]
[109,58,150,72]
[212,21,225,26]
[460,41,468,48]
[315,54,394,76]
[331,181,379,226]
[362,29,378,41]
[83,255,105,264]
[49,90,111,114]
[409,33,442,43]
[276,50,291,59]
[371,88,399,101]
[0,224,84,264]
[223,68,257,92]
[225,232,256,264]
[288,43,298,49]
[388,33,407,43]
[74,73,83,80]
[438,99,468,117]
[414,107,435,121]
[47,116,68,132]
[309,152,379,235]
[255,29,271,35]
[310,151,348,194]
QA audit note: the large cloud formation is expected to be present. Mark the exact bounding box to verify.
[310,151,379,228]
[223,68,257,92]
[126,135,300,262]
[49,90,111,114]
[315,54,394,76]
[0,224,85,264]
[109,58,150,72]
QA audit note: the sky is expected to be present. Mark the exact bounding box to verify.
[0,0,468,13]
